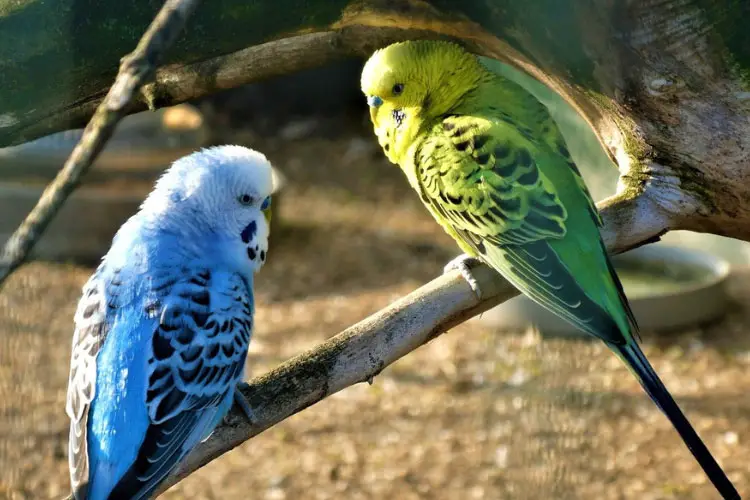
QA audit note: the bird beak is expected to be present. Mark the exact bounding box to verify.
[369,106,378,127]
[367,95,383,108]
[263,165,284,227]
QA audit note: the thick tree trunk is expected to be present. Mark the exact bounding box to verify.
[2,1,749,244]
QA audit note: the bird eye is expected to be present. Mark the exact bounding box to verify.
[260,196,271,211]
[238,194,254,206]
[392,83,404,95]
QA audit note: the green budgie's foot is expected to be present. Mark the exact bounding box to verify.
[230,383,257,425]
[444,254,483,300]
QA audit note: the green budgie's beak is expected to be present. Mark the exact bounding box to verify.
[262,206,272,226]
[367,95,383,108]
[367,95,382,127]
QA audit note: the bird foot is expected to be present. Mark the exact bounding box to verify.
[443,254,483,300]
[231,383,257,426]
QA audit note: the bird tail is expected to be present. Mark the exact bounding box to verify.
[612,340,740,499]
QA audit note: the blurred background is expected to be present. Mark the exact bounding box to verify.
[1,57,750,499]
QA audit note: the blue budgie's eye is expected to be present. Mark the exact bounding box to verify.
[260,196,271,210]
[238,193,254,206]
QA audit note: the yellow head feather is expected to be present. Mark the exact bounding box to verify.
[361,40,484,163]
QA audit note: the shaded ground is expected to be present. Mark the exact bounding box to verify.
[2,123,750,500]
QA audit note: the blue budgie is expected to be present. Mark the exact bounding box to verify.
[65,145,278,500]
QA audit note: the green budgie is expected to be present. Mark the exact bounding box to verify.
[361,40,738,499]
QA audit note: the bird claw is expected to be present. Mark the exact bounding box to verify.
[231,383,256,426]
[443,254,483,300]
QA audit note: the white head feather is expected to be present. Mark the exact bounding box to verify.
[136,145,279,274]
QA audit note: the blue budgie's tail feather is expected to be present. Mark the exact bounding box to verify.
[86,459,120,500]
[105,413,201,500]
[612,341,740,500]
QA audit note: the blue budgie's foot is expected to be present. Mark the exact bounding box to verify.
[444,254,483,300]
[231,383,257,426]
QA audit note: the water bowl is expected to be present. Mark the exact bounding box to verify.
[476,243,731,336]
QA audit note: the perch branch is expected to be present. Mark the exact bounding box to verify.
[150,191,669,496]
[54,189,670,499]
[55,193,668,500]
[0,0,201,288]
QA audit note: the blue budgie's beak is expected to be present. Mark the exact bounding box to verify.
[367,95,383,108]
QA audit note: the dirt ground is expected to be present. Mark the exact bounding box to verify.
[2,121,750,499]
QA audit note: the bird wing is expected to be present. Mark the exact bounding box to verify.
[109,269,254,499]
[67,266,255,500]
[66,264,121,496]
[476,55,602,227]
[415,114,633,342]
[417,114,568,246]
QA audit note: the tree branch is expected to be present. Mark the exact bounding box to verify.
[150,191,669,497]
[0,0,201,289]
[53,189,668,500]
[141,27,441,108]
[8,26,453,146]
[597,190,671,253]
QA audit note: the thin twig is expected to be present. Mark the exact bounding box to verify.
[0,0,201,288]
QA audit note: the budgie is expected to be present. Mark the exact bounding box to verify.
[361,40,739,499]
[65,145,278,500]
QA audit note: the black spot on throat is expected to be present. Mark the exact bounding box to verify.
[392,109,405,128]
[241,221,257,244]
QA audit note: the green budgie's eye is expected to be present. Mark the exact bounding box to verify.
[392,83,404,95]
[260,196,271,211]
[238,193,254,206]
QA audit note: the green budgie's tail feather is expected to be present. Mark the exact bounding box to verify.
[601,242,641,341]
[613,341,740,500]
[475,241,739,498]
